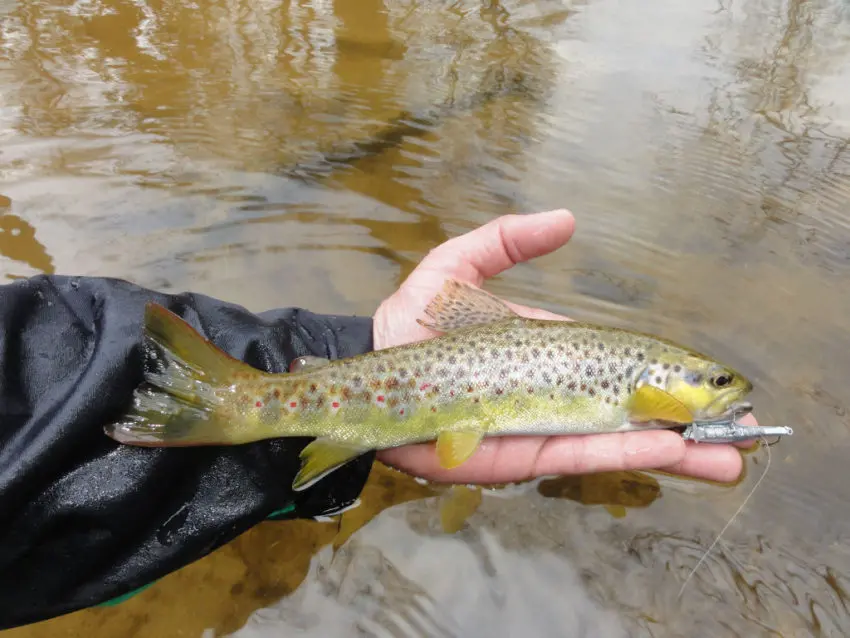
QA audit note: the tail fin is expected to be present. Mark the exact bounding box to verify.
[105,303,261,447]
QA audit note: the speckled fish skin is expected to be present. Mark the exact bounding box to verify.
[105,279,753,490]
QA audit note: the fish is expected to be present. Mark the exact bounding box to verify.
[104,278,754,491]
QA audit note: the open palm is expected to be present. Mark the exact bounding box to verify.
[372,209,754,485]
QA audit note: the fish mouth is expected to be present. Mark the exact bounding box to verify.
[698,400,754,423]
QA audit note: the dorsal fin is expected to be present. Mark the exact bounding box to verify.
[416,279,518,332]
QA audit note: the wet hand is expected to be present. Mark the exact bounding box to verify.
[372,209,753,485]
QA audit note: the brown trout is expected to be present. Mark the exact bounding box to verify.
[105,279,753,490]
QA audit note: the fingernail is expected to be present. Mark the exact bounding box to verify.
[529,209,574,237]
[536,208,572,219]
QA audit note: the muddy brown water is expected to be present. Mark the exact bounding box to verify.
[2,0,850,636]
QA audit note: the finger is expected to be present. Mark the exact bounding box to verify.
[405,209,576,288]
[658,444,743,483]
[529,430,688,476]
[651,414,757,481]
[378,430,689,485]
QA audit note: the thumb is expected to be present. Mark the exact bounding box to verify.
[405,209,576,289]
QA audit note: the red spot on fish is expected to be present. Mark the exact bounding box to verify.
[332,401,340,408]
[431,407,437,412]
[377,395,385,403]
[450,390,455,397]
[399,409,405,415]
[289,401,297,408]
[255,401,263,407]
[420,383,432,391]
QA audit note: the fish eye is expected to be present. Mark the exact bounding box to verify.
[711,373,734,388]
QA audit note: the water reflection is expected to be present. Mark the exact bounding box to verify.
[2,0,850,635]
[0,195,54,278]
[226,503,632,638]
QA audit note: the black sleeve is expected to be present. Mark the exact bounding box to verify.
[0,274,376,630]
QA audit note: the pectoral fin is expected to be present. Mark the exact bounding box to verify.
[417,279,518,332]
[436,431,484,469]
[628,385,693,424]
[292,438,369,491]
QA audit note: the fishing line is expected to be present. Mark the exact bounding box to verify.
[676,435,771,599]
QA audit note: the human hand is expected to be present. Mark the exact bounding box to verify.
[372,209,754,485]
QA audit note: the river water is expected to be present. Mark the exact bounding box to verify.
[2,0,850,636]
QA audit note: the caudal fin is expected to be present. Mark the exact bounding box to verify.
[105,303,261,447]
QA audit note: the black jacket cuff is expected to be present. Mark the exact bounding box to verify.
[0,274,376,630]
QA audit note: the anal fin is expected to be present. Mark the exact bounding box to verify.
[292,438,369,491]
[417,279,517,333]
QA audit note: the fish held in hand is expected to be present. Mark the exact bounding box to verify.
[105,279,754,490]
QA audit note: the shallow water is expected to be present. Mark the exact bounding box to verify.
[2,0,850,635]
